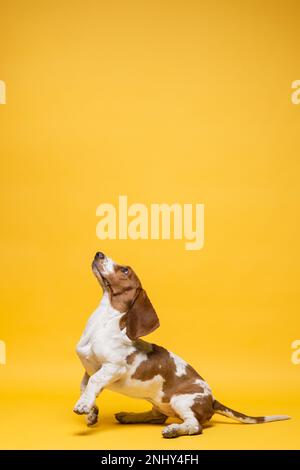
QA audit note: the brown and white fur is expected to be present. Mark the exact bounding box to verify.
[74,252,290,438]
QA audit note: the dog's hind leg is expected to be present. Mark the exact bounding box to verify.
[80,372,99,426]
[162,395,203,438]
[115,407,167,425]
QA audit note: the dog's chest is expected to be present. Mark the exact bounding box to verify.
[76,295,132,375]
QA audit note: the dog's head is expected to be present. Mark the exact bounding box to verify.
[92,252,159,341]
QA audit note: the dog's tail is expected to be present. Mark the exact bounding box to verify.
[212,399,290,424]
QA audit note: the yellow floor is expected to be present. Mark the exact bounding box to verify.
[0,362,299,450]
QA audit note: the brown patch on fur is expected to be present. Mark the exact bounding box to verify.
[118,289,159,340]
[134,339,153,354]
[119,313,127,331]
[191,395,214,424]
[125,289,159,340]
[131,344,209,405]
[126,340,153,365]
[110,286,137,313]
[126,351,138,365]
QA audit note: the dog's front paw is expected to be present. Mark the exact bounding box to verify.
[87,406,99,426]
[73,395,94,415]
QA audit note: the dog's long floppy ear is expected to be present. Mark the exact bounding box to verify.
[126,289,160,341]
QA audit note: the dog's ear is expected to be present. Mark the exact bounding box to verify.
[125,289,160,341]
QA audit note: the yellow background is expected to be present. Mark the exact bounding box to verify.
[0,0,299,449]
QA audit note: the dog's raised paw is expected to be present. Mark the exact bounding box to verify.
[73,404,90,415]
[73,397,93,415]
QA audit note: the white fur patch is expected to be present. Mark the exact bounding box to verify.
[171,393,200,416]
[194,378,213,397]
[76,291,133,376]
[263,415,290,423]
[102,256,115,274]
[169,352,187,377]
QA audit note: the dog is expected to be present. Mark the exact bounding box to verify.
[74,252,289,438]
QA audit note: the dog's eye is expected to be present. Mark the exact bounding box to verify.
[121,267,129,275]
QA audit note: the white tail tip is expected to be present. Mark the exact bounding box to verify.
[264,415,291,422]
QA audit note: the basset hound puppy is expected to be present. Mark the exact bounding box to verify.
[74,252,289,438]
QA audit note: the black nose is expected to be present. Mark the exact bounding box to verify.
[95,251,105,260]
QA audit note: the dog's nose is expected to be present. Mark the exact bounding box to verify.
[95,251,105,260]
